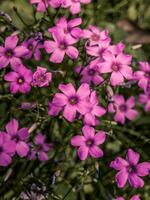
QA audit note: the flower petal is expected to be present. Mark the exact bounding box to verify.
[6,118,19,136]
[77,146,88,160]
[126,149,140,166]
[53,93,67,106]
[94,131,106,145]
[16,141,29,157]
[82,125,95,139]
[63,104,76,122]
[71,135,85,146]
[89,146,104,158]
[128,173,144,188]
[115,169,128,188]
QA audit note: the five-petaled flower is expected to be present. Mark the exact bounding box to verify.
[71,125,106,160]
[110,149,150,188]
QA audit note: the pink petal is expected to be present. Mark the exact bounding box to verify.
[126,96,135,108]
[93,106,106,117]
[38,151,49,161]
[50,49,65,63]
[35,133,45,145]
[94,131,106,145]
[10,83,19,93]
[44,41,57,53]
[71,135,85,146]
[3,140,16,154]
[120,65,133,80]
[113,94,125,105]
[116,53,132,65]
[70,3,81,14]
[102,51,115,62]
[5,35,18,49]
[128,173,144,188]
[76,101,92,114]
[14,46,29,57]
[77,83,90,99]
[130,195,141,200]
[115,169,128,188]
[0,56,9,69]
[114,111,125,124]
[16,141,29,157]
[6,118,19,136]
[136,162,150,177]
[59,83,76,96]
[63,104,76,122]
[4,72,18,81]
[92,74,104,85]
[82,125,95,139]
[84,113,97,126]
[110,157,129,170]
[89,146,104,158]
[56,16,67,28]
[77,146,89,160]
[17,128,29,140]
[98,62,112,73]
[110,72,124,86]
[53,93,67,106]
[66,46,79,59]
[125,109,138,121]
[68,17,82,27]
[126,149,140,166]
[0,152,12,167]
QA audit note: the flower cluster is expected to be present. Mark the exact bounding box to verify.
[0,119,52,167]
[0,0,149,199]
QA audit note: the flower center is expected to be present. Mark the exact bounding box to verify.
[18,77,24,84]
[5,49,14,58]
[12,134,20,142]
[91,34,100,41]
[119,104,127,112]
[88,69,96,76]
[60,42,67,50]
[145,72,150,78]
[111,64,120,72]
[37,74,46,82]
[28,44,33,50]
[86,139,94,147]
[0,146,3,153]
[69,96,78,105]
[128,165,136,173]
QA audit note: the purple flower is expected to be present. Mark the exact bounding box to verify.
[44,29,79,63]
[71,125,106,160]
[51,83,92,122]
[5,119,29,157]
[83,25,110,46]
[115,195,141,200]
[32,66,52,87]
[139,93,150,112]
[22,38,43,61]
[80,60,104,85]
[0,132,16,167]
[48,17,83,40]
[4,64,33,93]
[134,61,150,93]
[108,42,125,55]
[99,51,133,86]
[29,133,53,161]
[48,102,62,116]
[83,91,106,126]
[29,0,50,12]
[110,149,150,188]
[108,94,138,124]
[62,0,91,15]
[0,34,29,69]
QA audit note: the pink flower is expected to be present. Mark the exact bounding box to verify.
[108,42,125,55]
[115,195,140,200]
[134,61,150,93]
[86,39,110,62]
[80,60,104,85]
[108,95,138,124]
[32,66,52,87]
[83,91,106,126]
[48,102,62,116]
[83,25,110,45]
[29,133,53,161]
[0,132,16,167]
[22,38,43,61]
[99,51,133,86]
[51,83,92,122]
[5,119,29,158]
[4,64,33,93]
[71,125,106,160]
[29,0,49,12]
[0,34,29,69]
[110,148,150,188]
[48,17,83,40]
[44,29,79,63]
[62,0,91,15]
[139,93,150,112]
